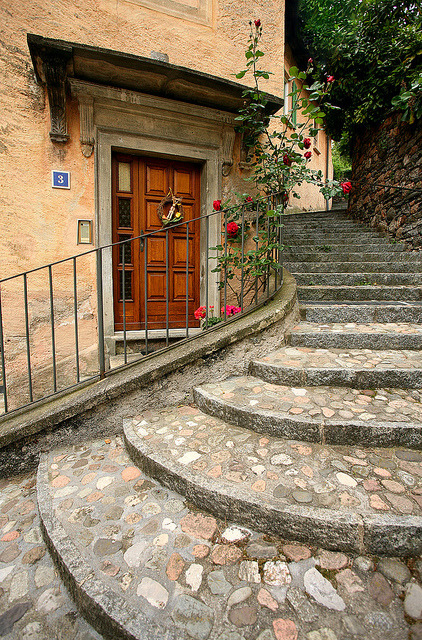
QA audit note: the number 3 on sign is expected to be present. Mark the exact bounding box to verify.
[52,170,70,189]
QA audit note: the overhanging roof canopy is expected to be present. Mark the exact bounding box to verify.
[27,34,283,117]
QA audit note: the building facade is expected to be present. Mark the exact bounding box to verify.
[0,0,331,409]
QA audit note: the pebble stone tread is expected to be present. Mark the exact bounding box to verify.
[290,322,422,337]
[249,345,422,388]
[0,472,102,640]
[124,407,422,555]
[38,437,422,640]
[193,376,422,448]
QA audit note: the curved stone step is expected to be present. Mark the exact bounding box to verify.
[193,376,422,449]
[38,437,418,640]
[285,261,422,273]
[298,285,422,303]
[293,273,422,286]
[283,241,405,251]
[301,303,422,324]
[249,346,422,389]
[124,408,422,556]
[284,251,420,262]
[288,322,422,350]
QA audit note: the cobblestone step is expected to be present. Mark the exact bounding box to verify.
[298,285,422,303]
[283,236,402,247]
[293,273,422,286]
[249,346,422,389]
[283,251,420,262]
[124,408,422,556]
[284,246,407,256]
[285,260,422,273]
[288,322,422,350]
[301,303,422,324]
[36,437,422,640]
[193,376,422,449]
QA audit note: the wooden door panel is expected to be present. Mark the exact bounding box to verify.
[174,168,194,197]
[147,273,166,300]
[147,236,166,265]
[113,154,201,331]
[173,236,195,268]
[145,201,163,230]
[173,271,195,300]
[146,164,168,195]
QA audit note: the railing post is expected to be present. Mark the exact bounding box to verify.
[205,214,209,329]
[23,273,33,402]
[185,222,189,339]
[223,208,228,321]
[73,257,80,383]
[144,231,149,355]
[96,248,106,379]
[122,242,127,365]
[165,229,169,347]
[240,204,245,312]
[48,265,57,393]
[0,289,8,413]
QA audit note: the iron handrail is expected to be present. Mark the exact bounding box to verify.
[0,192,286,416]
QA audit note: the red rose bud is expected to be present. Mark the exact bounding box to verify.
[226,221,239,238]
[283,154,292,166]
[341,181,352,194]
[254,19,261,27]
[308,58,313,65]
[327,76,335,83]
[303,138,311,149]
[304,151,312,160]
[245,196,253,202]
[213,200,222,211]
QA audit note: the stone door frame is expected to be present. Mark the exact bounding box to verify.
[70,79,237,341]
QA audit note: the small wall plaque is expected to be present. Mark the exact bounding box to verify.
[52,170,70,189]
[77,220,93,244]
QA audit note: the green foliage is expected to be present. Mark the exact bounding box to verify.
[332,142,352,181]
[299,0,422,146]
[210,23,345,307]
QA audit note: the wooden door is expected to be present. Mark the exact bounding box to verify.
[112,154,201,331]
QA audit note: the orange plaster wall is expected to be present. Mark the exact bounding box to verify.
[284,44,333,212]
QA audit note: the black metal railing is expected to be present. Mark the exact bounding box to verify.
[0,193,285,415]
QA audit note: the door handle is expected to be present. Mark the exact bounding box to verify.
[140,231,145,252]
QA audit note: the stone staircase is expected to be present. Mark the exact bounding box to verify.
[32,210,422,639]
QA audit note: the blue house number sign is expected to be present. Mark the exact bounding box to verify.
[52,170,70,189]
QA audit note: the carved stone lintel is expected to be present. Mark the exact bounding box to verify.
[42,54,70,143]
[78,95,95,157]
[221,125,236,177]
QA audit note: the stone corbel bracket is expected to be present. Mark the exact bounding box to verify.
[41,52,72,143]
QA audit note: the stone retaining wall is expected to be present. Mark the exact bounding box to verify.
[348,113,422,249]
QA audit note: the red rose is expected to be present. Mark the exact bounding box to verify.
[327,76,335,83]
[245,196,253,203]
[304,151,312,160]
[226,221,239,238]
[213,200,222,211]
[303,138,311,149]
[283,154,292,166]
[254,19,261,27]
[341,181,352,194]
[308,58,313,65]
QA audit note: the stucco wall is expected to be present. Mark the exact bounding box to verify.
[348,113,422,249]
[0,0,285,410]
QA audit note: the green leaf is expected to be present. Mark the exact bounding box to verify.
[235,70,247,79]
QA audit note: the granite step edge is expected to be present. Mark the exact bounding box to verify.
[248,359,422,390]
[124,420,422,557]
[36,456,178,640]
[288,330,422,351]
[193,387,422,450]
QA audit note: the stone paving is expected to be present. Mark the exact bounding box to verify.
[255,345,422,371]
[290,322,422,338]
[196,376,422,425]
[37,437,422,640]
[0,472,102,639]
[126,406,422,519]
